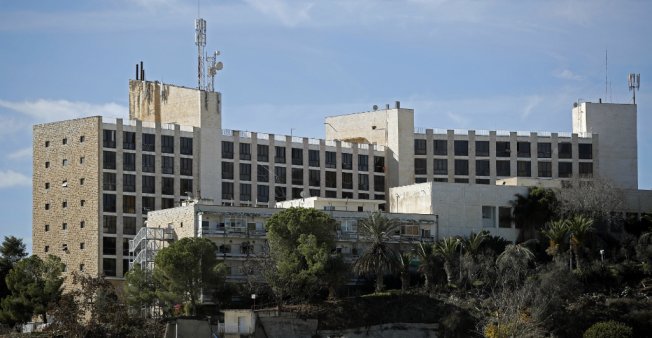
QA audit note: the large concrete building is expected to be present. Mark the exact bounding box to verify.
[32,77,650,282]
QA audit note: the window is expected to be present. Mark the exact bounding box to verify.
[45,203,50,210]
[433,159,447,175]
[325,190,337,198]
[309,170,320,187]
[103,258,116,277]
[45,161,50,168]
[374,156,384,173]
[162,156,174,174]
[537,143,551,158]
[142,175,155,194]
[358,174,369,190]
[256,144,269,162]
[538,162,552,177]
[45,141,50,147]
[80,156,85,164]
[342,153,352,170]
[309,150,320,167]
[326,151,337,169]
[433,140,447,155]
[80,264,85,272]
[124,217,137,235]
[123,238,130,256]
[123,131,136,150]
[222,162,234,179]
[103,173,116,190]
[496,160,510,176]
[80,242,85,250]
[257,185,269,203]
[517,161,531,177]
[180,137,193,155]
[103,215,117,234]
[454,140,468,156]
[80,135,85,143]
[325,171,337,188]
[180,179,193,195]
[558,162,572,178]
[476,160,490,176]
[274,146,285,163]
[103,151,116,169]
[274,167,286,184]
[103,130,116,148]
[517,142,531,158]
[62,138,67,145]
[482,206,495,228]
[358,193,369,199]
[476,141,489,157]
[45,246,49,253]
[291,148,303,165]
[240,143,251,160]
[80,221,85,229]
[162,177,174,195]
[374,176,385,192]
[291,168,303,185]
[342,172,353,189]
[257,165,269,182]
[142,133,155,152]
[454,159,468,176]
[358,154,368,171]
[80,200,85,206]
[45,182,50,189]
[80,178,85,185]
[496,142,510,157]
[63,180,69,188]
[240,184,252,201]
[103,194,116,212]
[499,207,512,228]
[240,163,252,181]
[579,163,593,177]
[162,198,174,209]
[180,158,193,176]
[60,201,66,208]
[415,177,427,183]
[579,144,592,159]
[161,135,174,153]
[414,139,427,155]
[222,182,234,200]
[123,195,136,214]
[142,197,155,212]
[476,179,490,184]
[142,154,155,173]
[222,141,234,159]
[62,159,68,166]
[414,158,427,175]
[275,187,286,201]
[123,153,136,171]
[558,142,572,159]
[45,224,49,231]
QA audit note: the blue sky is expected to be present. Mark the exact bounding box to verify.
[1,0,651,251]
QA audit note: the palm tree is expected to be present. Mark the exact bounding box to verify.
[462,231,488,283]
[416,241,437,289]
[354,212,400,292]
[567,215,594,270]
[541,219,569,260]
[511,187,559,240]
[496,243,535,283]
[434,237,460,285]
[397,251,413,293]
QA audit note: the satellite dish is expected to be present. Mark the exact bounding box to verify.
[373,105,378,111]
[215,62,223,71]
[300,191,307,198]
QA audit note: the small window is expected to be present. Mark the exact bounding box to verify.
[62,138,67,145]
[62,180,68,187]
[80,156,85,164]
[79,264,85,272]
[475,141,489,157]
[45,182,50,189]
[414,139,427,155]
[80,135,85,143]
[45,161,50,168]
[62,201,67,208]
[44,245,49,253]
[62,159,68,166]
[62,223,67,230]
[80,221,85,228]
[496,142,510,157]
[45,141,50,147]
[80,242,85,250]
[558,142,572,159]
[45,224,50,231]
[454,140,468,156]
[80,200,85,206]
[45,203,50,210]
[80,178,85,185]
[433,140,447,155]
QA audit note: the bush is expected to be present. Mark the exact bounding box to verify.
[583,320,632,338]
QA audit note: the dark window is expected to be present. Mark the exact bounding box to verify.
[123,195,136,214]
[455,178,469,183]
[454,159,469,175]
[496,142,510,157]
[454,140,468,156]
[161,135,174,153]
[499,207,512,228]
[309,150,320,167]
[123,174,136,192]
[180,158,193,176]
[123,153,136,171]
[257,165,269,181]
[538,162,552,177]
[433,178,448,182]
[180,137,193,155]
[162,177,174,195]
[374,176,385,192]
[45,141,50,147]
[275,187,286,201]
[537,143,552,158]
[162,198,174,210]
[517,142,531,158]
[142,154,155,173]
[476,141,489,157]
[579,163,593,177]
[123,238,130,257]
[496,160,510,176]
[257,185,269,203]
[240,184,252,201]
[374,156,384,173]
[476,179,490,185]
[103,215,117,234]
[342,192,353,199]
[103,151,116,169]
[292,188,303,199]
[240,163,252,181]
[103,194,116,212]
[180,179,193,195]
[240,143,251,160]
[415,158,427,175]
[325,171,337,188]
[358,193,369,199]
[579,144,592,159]
[414,139,427,155]
[257,144,269,162]
[476,160,490,176]
[274,146,285,163]
[62,138,67,145]
[517,161,531,177]
[309,170,320,187]
[415,177,427,183]
[433,159,447,175]
[103,173,116,191]
[359,174,369,190]
[433,140,447,155]
[222,182,234,200]
[325,190,337,198]
[142,197,155,212]
[162,156,174,174]
[291,168,303,185]
[142,133,155,152]
[222,141,234,159]
[274,167,286,184]
[358,155,368,171]
[103,130,116,148]
[342,153,352,170]
[142,176,155,194]
[326,151,337,168]
[123,131,136,150]
[222,162,234,180]
[558,162,572,178]
[124,217,137,235]
[103,258,116,277]
[558,142,572,159]
[291,148,303,165]
[342,172,353,189]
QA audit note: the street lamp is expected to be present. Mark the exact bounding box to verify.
[251,293,256,310]
[600,249,605,266]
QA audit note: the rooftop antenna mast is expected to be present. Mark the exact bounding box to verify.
[628,73,640,104]
[206,51,223,92]
[195,18,206,90]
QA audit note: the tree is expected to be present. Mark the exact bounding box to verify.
[0,236,28,300]
[567,215,594,270]
[124,264,157,317]
[461,231,488,285]
[434,237,460,286]
[0,255,63,325]
[542,219,569,260]
[322,254,350,299]
[557,178,623,229]
[153,237,226,315]
[353,212,400,292]
[415,241,438,289]
[496,244,535,285]
[397,251,413,292]
[511,187,559,240]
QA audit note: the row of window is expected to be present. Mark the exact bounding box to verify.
[103,215,138,235]
[414,159,593,178]
[414,139,592,159]
[103,258,130,277]
[44,156,85,168]
[103,130,193,155]
[103,151,193,175]
[103,174,192,195]
[221,182,386,202]
[103,193,181,213]
[102,237,131,256]
[221,142,385,172]
[44,221,86,232]
[44,135,84,148]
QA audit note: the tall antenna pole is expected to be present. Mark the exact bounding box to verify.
[628,73,640,104]
[605,49,608,102]
[195,18,207,90]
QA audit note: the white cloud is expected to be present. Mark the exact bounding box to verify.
[7,148,32,160]
[0,170,31,189]
[0,99,128,123]
[244,0,314,27]
[555,69,583,81]
[521,95,543,119]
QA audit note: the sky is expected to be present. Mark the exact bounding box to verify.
[1,0,651,252]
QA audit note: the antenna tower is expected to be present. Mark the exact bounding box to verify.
[628,73,640,104]
[195,18,207,90]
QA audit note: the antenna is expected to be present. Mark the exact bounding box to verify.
[195,18,207,90]
[628,73,641,104]
[605,49,608,102]
[206,51,223,92]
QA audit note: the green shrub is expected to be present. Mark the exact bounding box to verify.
[583,320,632,338]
